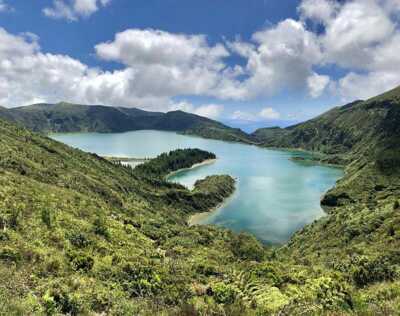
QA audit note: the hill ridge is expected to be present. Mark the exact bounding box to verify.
[0,102,253,143]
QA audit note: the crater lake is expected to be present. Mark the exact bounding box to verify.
[51,130,343,244]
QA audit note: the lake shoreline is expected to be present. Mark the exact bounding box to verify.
[103,156,151,163]
[166,158,217,180]
[51,130,343,244]
[188,181,237,226]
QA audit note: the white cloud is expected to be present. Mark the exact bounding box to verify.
[0,0,13,12]
[0,28,226,115]
[231,108,280,122]
[0,27,235,111]
[260,107,281,120]
[307,73,330,98]
[73,0,98,16]
[193,104,224,119]
[323,0,395,69]
[95,29,240,99]
[3,0,400,114]
[230,19,322,99]
[299,0,339,23]
[231,110,258,122]
[168,101,224,119]
[338,71,400,101]
[96,29,228,68]
[302,0,400,101]
[43,0,110,21]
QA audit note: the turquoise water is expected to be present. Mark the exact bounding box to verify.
[51,130,343,244]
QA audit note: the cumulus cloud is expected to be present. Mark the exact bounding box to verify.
[3,0,400,114]
[229,19,322,99]
[260,107,281,120]
[338,71,400,101]
[43,0,110,21]
[307,73,330,98]
[299,0,339,23]
[231,108,281,122]
[323,0,395,69]
[167,101,224,119]
[0,27,226,117]
[0,28,147,107]
[296,0,400,100]
[193,104,224,119]
[310,0,400,100]
[95,29,228,68]
[94,29,235,99]
[0,27,235,110]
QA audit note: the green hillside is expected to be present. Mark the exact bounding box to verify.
[254,86,400,314]
[1,86,400,315]
[253,86,400,163]
[0,102,252,144]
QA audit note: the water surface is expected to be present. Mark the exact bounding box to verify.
[51,130,343,244]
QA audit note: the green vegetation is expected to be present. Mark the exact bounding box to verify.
[135,148,216,179]
[1,85,400,314]
[0,102,253,143]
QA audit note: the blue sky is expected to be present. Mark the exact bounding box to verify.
[1,0,400,131]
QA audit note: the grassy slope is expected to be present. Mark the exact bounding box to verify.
[253,86,400,158]
[2,116,389,316]
[0,103,252,143]
[0,118,258,314]
[257,86,400,314]
[2,86,400,314]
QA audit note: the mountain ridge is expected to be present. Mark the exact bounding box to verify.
[0,102,253,144]
[253,85,400,162]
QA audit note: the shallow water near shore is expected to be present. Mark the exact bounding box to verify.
[51,130,343,244]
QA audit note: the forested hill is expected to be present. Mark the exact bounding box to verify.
[0,102,252,143]
[252,85,400,165]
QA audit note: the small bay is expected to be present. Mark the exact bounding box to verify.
[51,130,343,244]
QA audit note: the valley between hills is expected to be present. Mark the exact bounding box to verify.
[1,86,400,315]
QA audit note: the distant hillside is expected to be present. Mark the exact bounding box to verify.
[0,102,253,143]
[252,86,400,165]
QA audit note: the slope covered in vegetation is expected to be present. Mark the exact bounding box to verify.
[0,102,252,144]
[2,86,400,315]
[256,86,400,314]
[0,115,379,316]
[253,86,400,162]
[0,119,252,314]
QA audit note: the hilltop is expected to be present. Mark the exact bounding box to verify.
[0,102,252,144]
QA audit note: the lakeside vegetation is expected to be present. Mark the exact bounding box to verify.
[1,86,400,314]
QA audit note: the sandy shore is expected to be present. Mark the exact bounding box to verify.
[166,158,217,179]
[164,157,236,226]
[188,182,237,226]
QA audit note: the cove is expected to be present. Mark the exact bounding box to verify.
[51,130,343,244]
